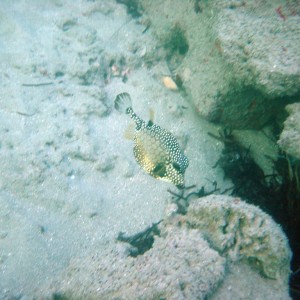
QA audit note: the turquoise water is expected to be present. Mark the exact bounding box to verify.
[0,0,299,299]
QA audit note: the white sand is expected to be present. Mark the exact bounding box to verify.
[0,1,233,297]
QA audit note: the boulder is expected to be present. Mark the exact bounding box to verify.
[140,0,300,128]
[278,102,300,159]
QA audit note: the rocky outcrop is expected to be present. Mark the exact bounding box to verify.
[44,195,291,299]
[216,1,300,98]
[46,227,226,299]
[278,102,300,160]
[140,0,300,129]
[181,194,291,281]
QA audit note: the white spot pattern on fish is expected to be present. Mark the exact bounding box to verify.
[114,92,189,188]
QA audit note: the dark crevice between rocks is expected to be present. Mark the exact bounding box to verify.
[116,221,162,257]
[211,85,292,130]
[206,127,300,297]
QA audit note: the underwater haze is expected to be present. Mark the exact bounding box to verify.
[0,0,299,299]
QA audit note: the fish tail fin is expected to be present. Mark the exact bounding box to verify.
[114,92,132,114]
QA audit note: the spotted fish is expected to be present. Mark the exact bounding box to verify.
[114,92,189,189]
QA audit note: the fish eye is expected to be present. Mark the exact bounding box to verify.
[147,120,154,127]
[172,162,181,172]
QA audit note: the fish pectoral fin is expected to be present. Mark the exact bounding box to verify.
[124,122,135,140]
[151,162,167,178]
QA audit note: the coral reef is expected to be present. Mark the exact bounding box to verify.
[181,194,291,281]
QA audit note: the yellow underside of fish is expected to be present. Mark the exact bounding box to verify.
[134,131,169,176]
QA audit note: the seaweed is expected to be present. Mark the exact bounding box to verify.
[168,183,219,214]
[208,128,300,295]
[163,23,189,60]
[116,0,143,18]
[208,129,269,208]
[52,292,69,300]
[194,0,203,13]
[116,221,161,257]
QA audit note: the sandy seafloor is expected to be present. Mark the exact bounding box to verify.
[0,0,280,298]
